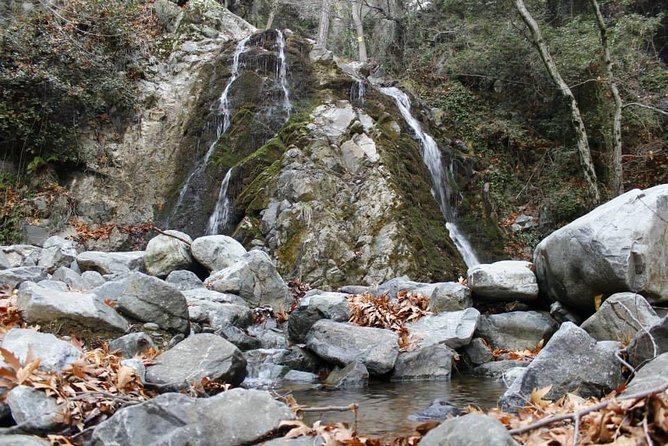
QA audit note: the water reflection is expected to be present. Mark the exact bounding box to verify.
[279,377,506,437]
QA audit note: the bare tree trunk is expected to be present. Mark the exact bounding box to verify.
[589,0,623,196]
[351,0,367,63]
[515,0,601,203]
[316,0,331,47]
[265,0,277,29]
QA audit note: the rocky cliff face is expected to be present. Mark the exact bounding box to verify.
[67,0,476,287]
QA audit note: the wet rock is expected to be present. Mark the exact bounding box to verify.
[248,325,289,350]
[116,272,190,335]
[276,347,321,373]
[324,362,369,388]
[205,250,291,310]
[581,292,660,341]
[187,300,253,331]
[0,267,47,289]
[287,305,324,343]
[283,370,319,383]
[500,322,624,412]
[7,385,61,433]
[17,282,129,336]
[92,389,293,446]
[420,413,519,446]
[472,360,531,380]
[425,282,473,313]
[627,315,668,367]
[51,266,88,290]
[305,320,399,375]
[1,245,41,268]
[467,261,538,301]
[144,230,193,278]
[534,185,668,312]
[38,236,78,273]
[549,301,582,325]
[462,337,493,366]
[165,269,204,290]
[108,333,156,358]
[76,251,145,275]
[621,352,668,396]
[409,399,461,421]
[391,344,454,381]
[191,235,247,271]
[1,329,81,372]
[476,311,558,351]
[243,349,290,385]
[145,334,246,390]
[406,308,480,349]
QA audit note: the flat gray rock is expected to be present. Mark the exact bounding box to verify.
[116,272,189,335]
[406,308,480,349]
[2,329,81,372]
[77,251,145,275]
[146,334,246,390]
[92,389,293,446]
[305,319,399,375]
[467,261,538,301]
[17,283,128,336]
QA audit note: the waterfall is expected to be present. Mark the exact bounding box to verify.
[350,79,365,105]
[207,30,292,235]
[166,36,251,227]
[379,86,480,267]
[276,30,292,115]
[207,168,233,235]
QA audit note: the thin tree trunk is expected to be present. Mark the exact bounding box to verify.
[317,0,331,48]
[515,0,600,203]
[351,0,367,63]
[265,0,277,29]
[589,0,623,196]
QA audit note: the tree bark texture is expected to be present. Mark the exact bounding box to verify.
[317,0,331,47]
[351,0,368,63]
[589,0,624,196]
[515,0,601,203]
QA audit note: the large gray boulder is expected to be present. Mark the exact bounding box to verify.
[143,230,193,278]
[0,267,47,289]
[17,283,129,336]
[476,311,558,351]
[145,334,246,390]
[305,319,399,375]
[92,389,293,446]
[204,250,291,309]
[191,235,247,271]
[581,292,660,342]
[627,315,668,367]
[500,322,624,411]
[38,236,78,273]
[534,185,668,312]
[420,414,519,446]
[391,344,454,381]
[406,308,480,349]
[1,329,81,372]
[467,261,538,301]
[116,272,189,335]
[76,251,145,275]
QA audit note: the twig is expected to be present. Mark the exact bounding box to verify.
[297,403,359,414]
[151,225,192,246]
[509,381,668,436]
[623,102,668,116]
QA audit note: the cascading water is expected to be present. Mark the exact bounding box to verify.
[379,86,480,267]
[206,168,233,234]
[165,36,251,227]
[350,79,365,105]
[206,30,293,235]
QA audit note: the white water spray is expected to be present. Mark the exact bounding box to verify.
[276,30,292,115]
[379,86,480,267]
[207,168,233,235]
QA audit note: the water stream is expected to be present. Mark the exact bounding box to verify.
[207,30,292,235]
[379,87,480,267]
[280,377,506,437]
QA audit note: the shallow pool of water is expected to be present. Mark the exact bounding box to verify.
[278,377,507,437]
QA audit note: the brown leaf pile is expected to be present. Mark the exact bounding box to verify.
[279,420,421,446]
[492,339,544,361]
[490,387,668,445]
[347,291,430,351]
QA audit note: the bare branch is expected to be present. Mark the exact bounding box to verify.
[623,102,668,116]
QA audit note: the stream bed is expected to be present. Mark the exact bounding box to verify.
[278,377,507,437]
